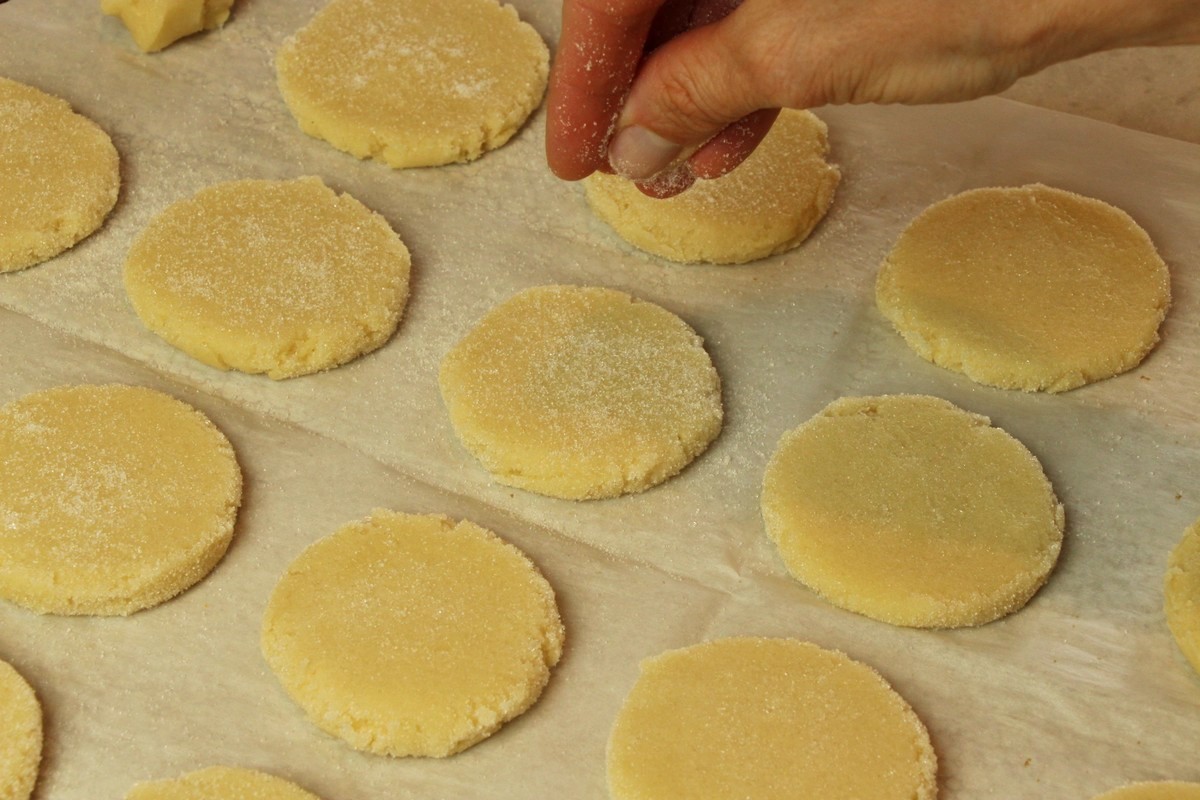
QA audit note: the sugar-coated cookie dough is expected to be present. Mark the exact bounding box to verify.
[0,384,242,615]
[123,177,411,379]
[276,0,548,168]
[439,285,723,500]
[876,184,1170,392]
[1092,782,1200,800]
[0,77,119,273]
[125,766,321,800]
[261,510,563,757]
[0,659,41,800]
[584,109,839,264]
[102,0,235,52]
[1165,519,1200,676]
[608,638,937,800]
[762,395,1064,628]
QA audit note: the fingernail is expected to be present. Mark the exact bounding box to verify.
[608,125,682,180]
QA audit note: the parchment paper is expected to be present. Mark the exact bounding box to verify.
[1,1,1198,798]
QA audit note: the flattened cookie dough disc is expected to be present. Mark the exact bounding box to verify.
[276,0,548,167]
[123,177,411,379]
[608,638,937,800]
[0,77,120,273]
[584,109,840,264]
[1093,782,1200,800]
[876,184,1170,392]
[126,766,322,800]
[439,285,723,499]
[0,384,242,615]
[261,510,564,757]
[1165,519,1200,676]
[762,395,1064,628]
[0,659,41,800]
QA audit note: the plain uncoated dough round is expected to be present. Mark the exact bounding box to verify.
[761,395,1064,628]
[123,177,411,379]
[125,766,322,800]
[276,0,548,168]
[584,109,840,264]
[607,638,937,800]
[0,659,41,800]
[1165,519,1200,677]
[876,184,1170,392]
[0,77,120,273]
[0,384,242,615]
[439,285,723,500]
[261,510,564,758]
[1092,782,1200,800]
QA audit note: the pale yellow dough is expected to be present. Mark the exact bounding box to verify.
[123,177,411,379]
[125,766,321,800]
[1165,519,1200,676]
[584,109,840,264]
[276,0,548,168]
[261,510,564,758]
[762,395,1064,628]
[876,184,1170,392]
[0,77,119,273]
[0,659,41,800]
[101,0,235,52]
[0,384,242,615]
[608,638,937,800]
[1092,782,1200,800]
[439,285,723,500]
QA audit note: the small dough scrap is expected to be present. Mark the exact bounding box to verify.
[876,184,1170,392]
[276,0,549,168]
[261,510,564,757]
[762,395,1064,628]
[1092,782,1200,800]
[0,659,41,800]
[0,384,242,615]
[125,766,322,800]
[607,637,937,800]
[101,0,235,53]
[439,285,723,500]
[584,109,840,264]
[123,177,411,379]
[0,77,119,273]
[1165,519,1200,677]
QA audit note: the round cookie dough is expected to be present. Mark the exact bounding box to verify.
[0,77,120,273]
[438,285,723,500]
[1165,519,1200,677]
[876,184,1170,392]
[261,510,564,758]
[276,0,548,168]
[607,637,937,800]
[1093,782,1200,800]
[0,659,41,800]
[584,109,840,264]
[761,395,1064,628]
[125,766,322,800]
[0,384,242,615]
[123,177,411,379]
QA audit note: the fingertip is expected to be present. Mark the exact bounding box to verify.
[688,107,779,180]
[634,162,696,198]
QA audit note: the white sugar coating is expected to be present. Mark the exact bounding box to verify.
[607,638,937,800]
[762,395,1064,629]
[101,0,236,53]
[439,285,723,500]
[0,384,242,616]
[0,77,120,273]
[276,0,548,168]
[125,766,323,800]
[1092,783,1200,800]
[0,659,41,800]
[876,183,1171,392]
[1165,519,1200,677]
[261,510,564,758]
[584,109,840,264]
[123,176,411,380]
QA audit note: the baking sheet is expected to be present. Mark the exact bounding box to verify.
[2,1,1199,797]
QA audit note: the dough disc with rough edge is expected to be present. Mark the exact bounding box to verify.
[125,766,322,800]
[607,637,937,800]
[1165,519,1200,676]
[0,384,242,616]
[1093,783,1200,800]
[276,0,548,168]
[762,395,1064,628]
[123,177,410,380]
[0,77,120,273]
[584,109,839,264]
[439,285,723,500]
[261,510,564,758]
[876,184,1170,392]
[0,659,41,800]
